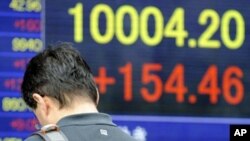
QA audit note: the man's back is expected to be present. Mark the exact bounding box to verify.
[25,113,136,141]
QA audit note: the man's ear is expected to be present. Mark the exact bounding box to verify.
[95,87,99,106]
[32,93,50,125]
[32,93,48,114]
[33,93,45,105]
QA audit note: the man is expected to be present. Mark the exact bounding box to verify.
[21,42,136,141]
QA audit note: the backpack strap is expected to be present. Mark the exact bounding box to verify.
[33,124,69,141]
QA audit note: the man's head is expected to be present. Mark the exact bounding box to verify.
[21,42,99,125]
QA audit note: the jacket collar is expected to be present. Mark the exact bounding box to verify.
[57,113,116,127]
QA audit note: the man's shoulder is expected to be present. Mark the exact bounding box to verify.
[24,134,43,141]
[25,128,136,141]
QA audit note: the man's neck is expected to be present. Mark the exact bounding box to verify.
[49,101,98,124]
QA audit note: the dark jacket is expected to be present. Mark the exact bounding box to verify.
[25,113,136,141]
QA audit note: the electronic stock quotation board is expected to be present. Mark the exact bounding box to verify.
[1,0,250,140]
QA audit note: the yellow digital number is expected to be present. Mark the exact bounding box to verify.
[9,0,25,12]
[116,5,139,45]
[12,38,43,52]
[68,3,83,43]
[9,0,41,12]
[164,8,188,47]
[26,0,41,12]
[2,97,29,112]
[3,138,22,141]
[141,6,164,46]
[198,9,220,48]
[221,10,245,49]
[90,4,114,44]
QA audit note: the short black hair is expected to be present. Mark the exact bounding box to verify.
[21,42,98,109]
